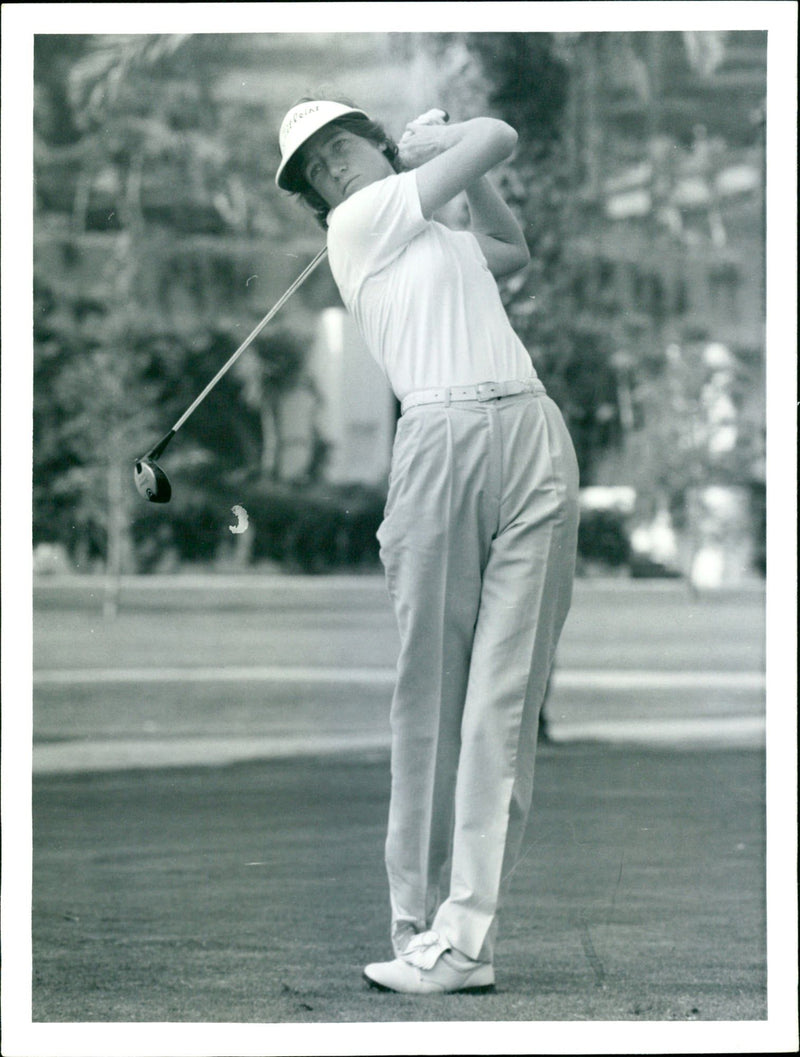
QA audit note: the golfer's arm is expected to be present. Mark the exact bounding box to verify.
[465,176,530,278]
[414,118,518,219]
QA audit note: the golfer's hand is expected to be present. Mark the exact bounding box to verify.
[398,108,450,170]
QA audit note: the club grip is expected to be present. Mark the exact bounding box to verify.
[412,108,450,126]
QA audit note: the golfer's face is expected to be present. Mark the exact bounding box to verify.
[302,127,394,209]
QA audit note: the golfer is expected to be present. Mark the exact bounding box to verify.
[276,98,580,994]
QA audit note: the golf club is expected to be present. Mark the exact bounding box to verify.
[133,246,328,503]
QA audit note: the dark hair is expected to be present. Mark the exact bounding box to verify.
[281,99,402,229]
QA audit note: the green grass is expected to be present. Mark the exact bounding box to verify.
[32,746,766,1024]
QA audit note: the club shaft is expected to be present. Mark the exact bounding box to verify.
[170,247,328,435]
[144,429,176,462]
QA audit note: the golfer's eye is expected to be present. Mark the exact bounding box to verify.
[307,162,322,182]
[330,137,351,158]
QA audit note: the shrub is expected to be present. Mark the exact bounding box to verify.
[577,508,631,569]
[130,478,388,573]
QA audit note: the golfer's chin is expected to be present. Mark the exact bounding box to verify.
[330,175,378,209]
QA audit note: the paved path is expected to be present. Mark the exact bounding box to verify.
[31,665,765,774]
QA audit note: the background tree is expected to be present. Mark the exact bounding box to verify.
[33,34,324,580]
[233,328,308,482]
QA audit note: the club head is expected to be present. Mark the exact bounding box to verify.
[133,457,172,503]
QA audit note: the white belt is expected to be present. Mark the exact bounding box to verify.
[400,378,545,415]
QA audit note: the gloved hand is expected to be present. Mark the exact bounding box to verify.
[397,108,451,169]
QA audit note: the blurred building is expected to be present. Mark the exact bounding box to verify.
[564,30,765,379]
[560,31,767,582]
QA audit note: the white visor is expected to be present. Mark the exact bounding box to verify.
[275,100,370,190]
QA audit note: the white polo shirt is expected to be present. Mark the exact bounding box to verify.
[326,170,538,401]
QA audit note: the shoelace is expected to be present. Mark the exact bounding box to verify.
[400,929,450,970]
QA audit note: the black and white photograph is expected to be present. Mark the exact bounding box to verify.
[1,3,797,1055]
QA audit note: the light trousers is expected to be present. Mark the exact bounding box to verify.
[377,387,580,963]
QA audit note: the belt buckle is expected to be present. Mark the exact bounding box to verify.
[476,382,499,402]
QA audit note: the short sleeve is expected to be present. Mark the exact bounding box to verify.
[327,171,427,303]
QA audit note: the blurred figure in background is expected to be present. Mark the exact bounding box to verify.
[275,97,579,994]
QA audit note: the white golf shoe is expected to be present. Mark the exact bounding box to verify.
[363,930,495,995]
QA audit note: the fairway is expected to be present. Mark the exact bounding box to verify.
[32,745,766,1024]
